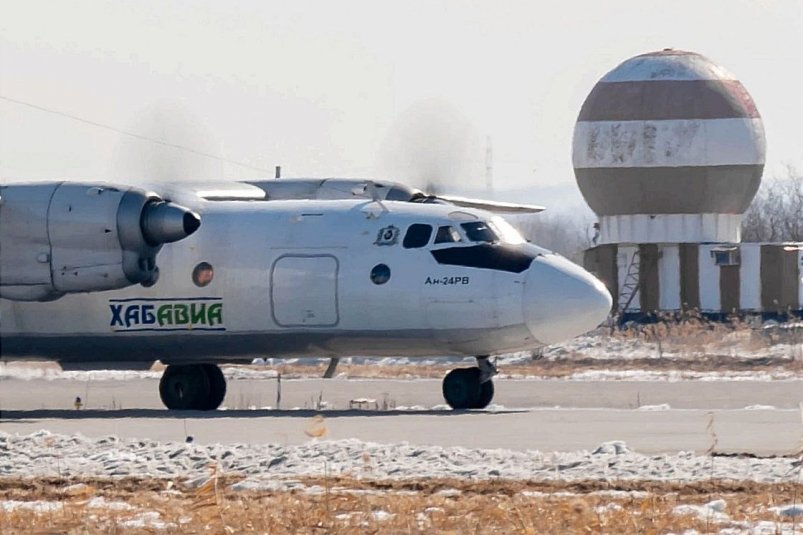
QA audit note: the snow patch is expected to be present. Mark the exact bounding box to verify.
[371,510,394,521]
[566,369,797,382]
[592,441,631,455]
[0,500,62,512]
[673,499,729,523]
[231,478,319,493]
[771,504,803,517]
[637,403,671,411]
[118,511,174,530]
[594,503,623,514]
[87,497,135,511]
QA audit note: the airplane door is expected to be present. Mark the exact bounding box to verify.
[271,255,339,327]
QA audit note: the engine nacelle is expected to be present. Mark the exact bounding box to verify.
[0,182,200,301]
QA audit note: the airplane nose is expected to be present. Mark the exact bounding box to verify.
[523,254,612,345]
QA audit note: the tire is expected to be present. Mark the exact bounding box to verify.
[442,367,494,409]
[201,364,227,410]
[159,364,211,410]
[474,379,494,409]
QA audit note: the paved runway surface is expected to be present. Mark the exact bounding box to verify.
[1,376,801,454]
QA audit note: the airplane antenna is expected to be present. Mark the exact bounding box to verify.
[365,181,382,203]
[275,166,282,179]
[361,180,388,218]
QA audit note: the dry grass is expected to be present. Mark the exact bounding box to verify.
[250,354,802,382]
[244,319,803,380]
[0,475,800,533]
[13,355,801,382]
[616,313,802,357]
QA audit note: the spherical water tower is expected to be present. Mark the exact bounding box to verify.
[573,49,765,244]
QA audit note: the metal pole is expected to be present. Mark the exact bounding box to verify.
[276,372,282,409]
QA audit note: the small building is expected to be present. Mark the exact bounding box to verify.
[584,242,803,319]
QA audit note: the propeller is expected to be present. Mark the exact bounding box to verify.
[379,98,484,195]
[379,99,542,214]
[114,100,226,184]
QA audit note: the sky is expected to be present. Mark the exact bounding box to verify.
[1,0,801,216]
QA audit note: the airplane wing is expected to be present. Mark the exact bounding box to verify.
[243,178,547,214]
[146,181,268,203]
[435,195,545,214]
[0,181,200,302]
[195,182,267,201]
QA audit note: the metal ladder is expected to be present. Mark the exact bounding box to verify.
[615,250,641,324]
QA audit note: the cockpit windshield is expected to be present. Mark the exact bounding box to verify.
[488,217,526,245]
[434,225,462,244]
[460,219,526,245]
[460,222,498,243]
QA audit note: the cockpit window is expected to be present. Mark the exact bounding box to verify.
[460,221,499,243]
[403,224,433,248]
[434,225,462,244]
[489,217,526,245]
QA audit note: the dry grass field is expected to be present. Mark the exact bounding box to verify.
[0,475,801,534]
[259,353,802,381]
[248,320,803,381]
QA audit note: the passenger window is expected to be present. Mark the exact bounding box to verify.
[460,221,499,243]
[434,225,461,244]
[403,224,433,248]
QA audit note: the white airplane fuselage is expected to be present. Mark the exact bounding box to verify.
[1,198,612,366]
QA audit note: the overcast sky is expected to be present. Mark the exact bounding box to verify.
[1,0,801,213]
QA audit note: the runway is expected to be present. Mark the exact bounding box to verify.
[1,375,801,455]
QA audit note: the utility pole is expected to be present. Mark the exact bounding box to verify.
[485,136,494,196]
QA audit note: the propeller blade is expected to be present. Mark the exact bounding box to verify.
[436,195,545,214]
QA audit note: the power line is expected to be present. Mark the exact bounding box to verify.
[0,94,273,174]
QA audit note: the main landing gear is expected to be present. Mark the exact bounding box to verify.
[442,356,497,410]
[159,364,227,410]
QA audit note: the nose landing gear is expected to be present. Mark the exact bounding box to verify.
[441,356,497,409]
[159,364,227,410]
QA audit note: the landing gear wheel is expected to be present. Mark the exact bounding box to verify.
[442,367,494,410]
[159,364,225,410]
[201,364,227,410]
[476,377,494,408]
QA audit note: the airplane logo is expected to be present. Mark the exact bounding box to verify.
[109,298,224,332]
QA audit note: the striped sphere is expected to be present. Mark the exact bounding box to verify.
[573,49,765,217]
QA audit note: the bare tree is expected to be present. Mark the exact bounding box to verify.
[742,168,803,242]
[510,213,594,264]
[508,167,802,262]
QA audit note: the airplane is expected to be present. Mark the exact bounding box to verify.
[0,178,612,410]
